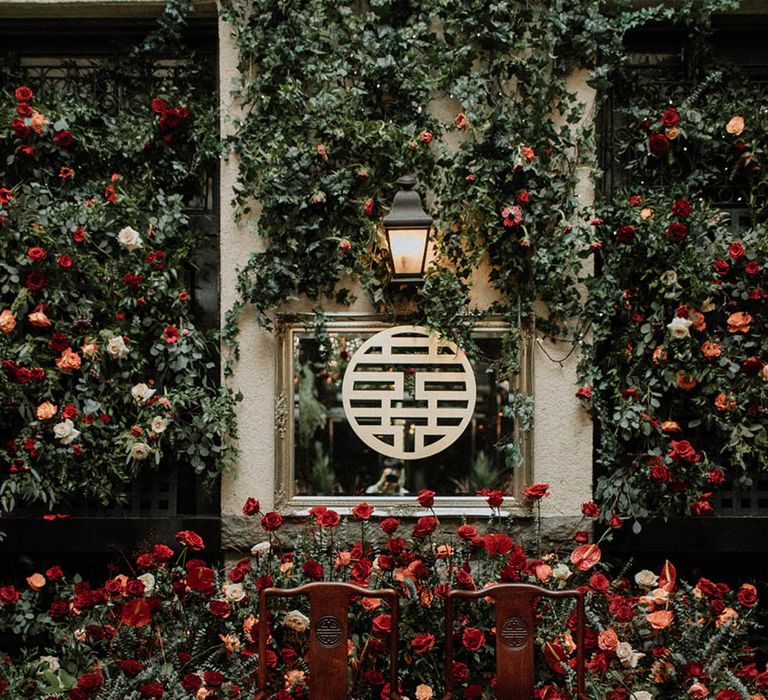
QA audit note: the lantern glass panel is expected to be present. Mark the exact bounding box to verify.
[387,228,428,276]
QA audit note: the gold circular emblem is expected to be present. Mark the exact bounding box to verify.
[341,326,476,460]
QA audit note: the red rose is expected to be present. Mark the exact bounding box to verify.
[728,241,745,259]
[54,130,74,148]
[139,682,165,698]
[120,659,144,677]
[151,97,168,113]
[714,257,730,276]
[25,271,47,291]
[671,197,692,217]
[650,463,671,483]
[125,579,145,596]
[616,224,636,243]
[303,560,323,580]
[715,691,742,700]
[317,509,340,528]
[669,439,700,464]
[419,130,433,143]
[372,613,391,636]
[661,107,680,127]
[745,260,761,275]
[242,497,260,516]
[649,133,670,155]
[363,198,375,217]
[0,585,20,605]
[176,530,205,550]
[121,599,151,627]
[483,489,504,508]
[576,385,593,400]
[581,501,600,518]
[77,672,103,693]
[15,86,33,102]
[352,502,374,520]
[456,524,478,541]
[461,627,485,652]
[46,565,64,580]
[483,533,513,555]
[523,483,550,500]
[380,517,400,535]
[451,661,469,684]
[16,144,35,159]
[11,117,29,139]
[589,573,610,591]
[73,226,86,243]
[412,515,438,539]
[260,511,284,532]
[691,498,714,516]
[203,670,224,687]
[411,632,435,654]
[186,565,214,592]
[58,254,73,269]
[209,600,231,618]
[17,103,32,117]
[737,583,757,608]
[666,222,688,243]
[180,674,202,692]
[416,489,435,508]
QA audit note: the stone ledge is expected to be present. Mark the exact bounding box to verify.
[0,0,216,18]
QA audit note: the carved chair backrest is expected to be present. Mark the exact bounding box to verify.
[442,583,586,700]
[256,582,400,700]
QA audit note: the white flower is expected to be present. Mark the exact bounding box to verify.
[551,563,572,581]
[37,656,60,674]
[667,316,692,339]
[137,573,155,594]
[283,610,310,633]
[659,270,679,287]
[616,641,645,668]
[223,583,246,603]
[634,569,659,590]
[630,692,653,700]
[131,442,151,460]
[251,541,271,556]
[106,336,128,359]
[151,416,169,434]
[53,419,80,445]
[701,297,716,313]
[117,226,142,251]
[131,382,156,404]
[761,364,768,382]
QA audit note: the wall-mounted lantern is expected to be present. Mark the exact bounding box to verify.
[382,175,432,284]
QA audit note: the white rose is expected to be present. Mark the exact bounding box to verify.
[131,442,151,460]
[667,316,692,339]
[634,569,659,590]
[660,270,678,287]
[53,419,80,445]
[106,336,128,359]
[37,656,60,674]
[223,583,246,603]
[131,382,156,404]
[616,641,645,668]
[251,541,271,556]
[552,563,572,581]
[117,226,142,251]
[630,692,653,700]
[137,573,155,594]
[761,364,768,382]
[151,416,169,434]
[283,610,310,633]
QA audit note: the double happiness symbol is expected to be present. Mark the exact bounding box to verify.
[341,326,476,460]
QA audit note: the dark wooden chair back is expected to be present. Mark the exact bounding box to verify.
[255,581,400,700]
[442,583,586,700]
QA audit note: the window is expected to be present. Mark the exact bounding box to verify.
[275,315,532,515]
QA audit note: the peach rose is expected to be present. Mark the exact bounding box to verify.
[26,573,46,590]
[416,685,433,700]
[714,392,736,412]
[727,311,752,333]
[652,346,668,364]
[30,110,49,134]
[36,401,58,420]
[726,115,745,135]
[701,341,721,359]
[361,597,382,612]
[597,628,619,651]
[55,347,81,372]
[661,421,682,433]
[716,607,738,628]
[28,308,52,327]
[0,309,16,334]
[81,339,99,357]
[676,372,697,391]
[647,609,674,630]
[688,310,706,332]
[640,207,654,220]
[435,544,453,559]
[665,126,679,140]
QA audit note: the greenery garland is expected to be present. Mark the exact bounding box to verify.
[0,0,238,517]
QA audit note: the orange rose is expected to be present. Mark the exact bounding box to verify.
[665,126,679,140]
[688,310,706,332]
[661,421,682,433]
[727,311,752,333]
[701,341,721,359]
[652,346,668,365]
[726,115,745,135]
[56,347,81,372]
[676,372,697,391]
[714,392,736,412]
[30,110,49,134]
[26,573,46,590]
[435,544,453,559]
[36,401,58,420]
[640,207,654,221]
[361,597,382,612]
[0,309,16,334]
[597,628,619,651]
[647,609,674,630]
[28,307,52,327]
[81,339,99,357]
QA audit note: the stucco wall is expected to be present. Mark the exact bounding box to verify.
[217,18,595,540]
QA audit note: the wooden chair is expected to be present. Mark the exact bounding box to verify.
[441,583,586,700]
[255,581,401,700]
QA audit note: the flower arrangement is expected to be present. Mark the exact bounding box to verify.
[0,5,238,518]
[0,490,762,699]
